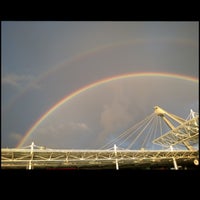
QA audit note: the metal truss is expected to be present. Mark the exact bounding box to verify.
[1,147,199,169]
[2,106,198,170]
[152,116,199,148]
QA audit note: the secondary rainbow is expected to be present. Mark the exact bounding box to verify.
[6,38,196,114]
[17,72,198,148]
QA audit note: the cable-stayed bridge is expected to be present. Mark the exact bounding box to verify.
[1,106,199,170]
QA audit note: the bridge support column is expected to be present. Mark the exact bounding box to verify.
[114,144,119,170]
[172,157,178,170]
[170,146,178,170]
[28,160,32,170]
[27,142,34,170]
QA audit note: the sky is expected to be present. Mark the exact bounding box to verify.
[1,21,199,150]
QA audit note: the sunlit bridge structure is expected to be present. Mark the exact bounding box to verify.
[1,106,199,170]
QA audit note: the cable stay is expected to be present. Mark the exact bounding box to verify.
[99,112,154,150]
[99,112,169,150]
[100,106,199,151]
[186,109,199,121]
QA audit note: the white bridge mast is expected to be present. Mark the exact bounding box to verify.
[153,106,199,151]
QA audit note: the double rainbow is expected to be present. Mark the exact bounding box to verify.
[17,72,198,148]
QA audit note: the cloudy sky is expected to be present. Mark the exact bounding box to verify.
[1,21,198,150]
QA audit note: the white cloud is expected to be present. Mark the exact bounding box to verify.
[96,99,133,148]
[33,121,89,138]
[101,103,132,131]
[2,73,40,90]
[100,82,132,133]
[69,122,89,131]
[2,74,30,87]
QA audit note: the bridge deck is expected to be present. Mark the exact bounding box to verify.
[1,148,199,169]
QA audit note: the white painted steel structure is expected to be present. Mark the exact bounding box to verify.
[1,145,198,169]
[1,106,199,170]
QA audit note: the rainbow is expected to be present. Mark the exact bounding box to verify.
[17,72,198,148]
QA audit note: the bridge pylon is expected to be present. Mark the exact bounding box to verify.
[153,106,199,151]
